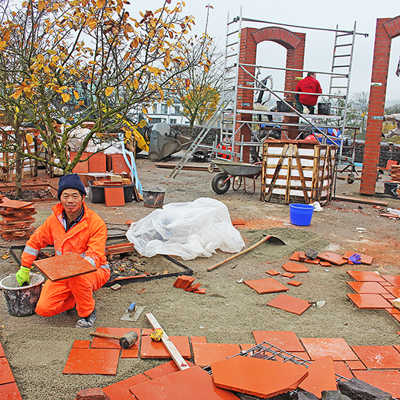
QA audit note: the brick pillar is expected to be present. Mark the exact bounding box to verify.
[360,19,392,194]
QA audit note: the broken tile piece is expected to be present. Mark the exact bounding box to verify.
[346,281,389,294]
[0,382,22,400]
[351,345,400,369]
[267,294,311,315]
[290,251,306,262]
[288,280,302,287]
[304,258,320,265]
[353,370,400,398]
[282,262,309,273]
[300,338,358,361]
[211,356,308,398]
[318,252,347,265]
[103,373,150,400]
[319,261,332,267]
[244,278,288,294]
[281,272,295,279]
[252,330,305,352]
[299,356,337,398]
[140,336,191,359]
[334,361,353,379]
[0,358,15,385]
[347,270,386,282]
[192,343,240,367]
[265,269,280,276]
[347,293,392,309]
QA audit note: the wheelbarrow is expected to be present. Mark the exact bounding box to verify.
[209,160,262,194]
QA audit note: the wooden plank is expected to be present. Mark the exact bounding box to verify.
[285,144,293,203]
[260,142,268,201]
[266,144,289,202]
[145,312,190,371]
[333,195,388,207]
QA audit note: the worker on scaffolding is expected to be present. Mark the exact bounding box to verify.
[295,72,322,114]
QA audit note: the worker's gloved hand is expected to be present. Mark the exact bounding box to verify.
[16,266,30,286]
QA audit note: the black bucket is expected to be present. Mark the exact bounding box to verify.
[143,190,165,208]
[0,273,44,316]
[318,103,331,115]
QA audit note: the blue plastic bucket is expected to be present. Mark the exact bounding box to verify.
[289,203,314,226]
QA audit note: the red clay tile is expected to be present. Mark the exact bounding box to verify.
[382,274,400,286]
[143,360,193,380]
[346,360,366,370]
[347,293,392,309]
[72,340,91,349]
[140,336,191,359]
[386,307,400,315]
[103,373,149,400]
[380,281,394,287]
[252,331,305,352]
[347,270,386,282]
[299,357,337,398]
[304,258,320,265]
[33,254,96,281]
[381,293,396,300]
[244,278,288,294]
[353,370,400,398]
[281,272,295,279]
[0,198,33,209]
[267,294,311,315]
[346,281,389,294]
[290,352,311,360]
[392,314,400,323]
[110,154,131,174]
[288,280,302,287]
[239,344,255,352]
[343,251,373,265]
[174,276,195,289]
[0,342,5,357]
[130,365,239,400]
[334,361,353,379]
[300,338,358,361]
[185,283,201,292]
[282,262,309,273]
[265,269,280,276]
[190,336,207,344]
[63,348,120,375]
[395,345,400,353]
[319,261,332,267]
[192,343,240,367]
[70,151,90,173]
[318,252,347,265]
[351,345,400,369]
[0,358,15,385]
[211,356,308,398]
[88,152,107,173]
[104,186,125,207]
[194,288,206,294]
[0,382,22,400]
[386,286,400,297]
[290,251,306,262]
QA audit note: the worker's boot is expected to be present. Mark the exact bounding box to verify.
[75,309,96,328]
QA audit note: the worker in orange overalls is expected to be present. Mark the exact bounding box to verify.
[15,174,110,328]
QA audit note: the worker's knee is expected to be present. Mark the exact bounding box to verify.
[35,302,58,317]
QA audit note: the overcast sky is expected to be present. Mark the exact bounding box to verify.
[134,1,400,105]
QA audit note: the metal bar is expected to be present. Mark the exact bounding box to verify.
[335,43,352,47]
[226,41,239,47]
[333,54,351,58]
[332,64,351,68]
[237,86,346,98]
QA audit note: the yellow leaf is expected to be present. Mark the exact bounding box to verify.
[96,0,105,8]
[26,133,34,144]
[105,87,114,97]
[133,79,139,90]
[61,93,71,103]
[73,91,79,100]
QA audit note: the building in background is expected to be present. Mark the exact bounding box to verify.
[147,102,189,125]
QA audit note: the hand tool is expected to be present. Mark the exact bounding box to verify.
[90,331,138,349]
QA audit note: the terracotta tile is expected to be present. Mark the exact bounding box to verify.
[381,293,396,300]
[194,288,206,294]
[63,348,120,375]
[282,262,309,273]
[304,258,320,265]
[185,283,201,292]
[239,344,255,352]
[33,253,96,281]
[140,336,191,359]
[0,382,22,400]
[211,356,308,398]
[0,342,5,357]
[319,261,332,267]
[70,151,90,173]
[110,154,131,174]
[299,357,337,398]
[130,365,239,400]
[88,152,107,173]
[72,340,91,349]
[173,276,195,289]
[300,338,358,361]
[318,252,347,265]
[290,251,306,261]
[380,281,394,287]
[392,314,400,323]
[288,280,302,287]
[346,360,366,370]
[0,358,15,385]
[192,343,240,367]
[265,269,280,276]
[252,330,305,352]
[143,360,193,380]
[386,307,400,315]
[386,286,400,297]
[334,361,353,379]
[347,270,386,282]
[281,272,295,279]
[0,198,33,209]
[267,294,311,315]
[346,281,389,294]
[351,345,400,369]
[190,336,207,344]
[244,278,288,294]
[382,274,400,286]
[291,351,311,360]
[347,293,392,309]
[395,345,400,353]
[353,370,400,398]
[343,251,373,265]
[103,374,149,400]
[104,186,125,207]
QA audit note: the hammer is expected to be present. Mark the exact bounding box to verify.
[90,331,138,349]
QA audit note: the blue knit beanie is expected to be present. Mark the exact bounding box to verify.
[58,174,86,199]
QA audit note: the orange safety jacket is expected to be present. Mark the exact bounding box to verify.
[21,202,109,272]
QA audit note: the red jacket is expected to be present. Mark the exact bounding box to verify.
[295,76,322,106]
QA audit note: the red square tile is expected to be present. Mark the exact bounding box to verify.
[104,186,125,207]
[192,343,240,367]
[347,270,386,282]
[244,278,288,294]
[288,280,302,287]
[353,370,400,398]
[382,274,400,286]
[267,294,311,315]
[103,374,149,400]
[386,307,400,315]
[265,270,280,276]
[0,382,22,400]
[291,352,311,361]
[381,293,396,300]
[281,272,295,279]
[88,152,107,173]
[334,361,353,379]
[190,336,207,344]
[346,360,366,370]
[0,358,15,385]
[351,345,400,369]
[143,360,193,380]
[319,261,332,267]
[380,281,394,287]
[347,293,392,309]
[72,340,91,349]
[300,338,358,361]
[304,258,320,265]
[252,331,305,352]
[140,336,191,359]
[346,281,389,294]
[386,286,400,297]
[290,251,306,262]
[343,251,373,265]
[282,262,309,273]
[63,348,120,375]
[130,365,239,400]
[318,252,347,265]
[239,344,255,352]
[395,345,400,353]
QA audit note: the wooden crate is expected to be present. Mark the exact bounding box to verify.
[260,140,336,205]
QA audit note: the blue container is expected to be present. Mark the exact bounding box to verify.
[290,203,314,226]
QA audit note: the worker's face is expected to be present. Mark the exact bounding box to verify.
[60,189,84,215]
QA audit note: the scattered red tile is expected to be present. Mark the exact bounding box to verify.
[304,258,320,265]
[343,251,373,265]
[299,356,337,398]
[91,328,140,350]
[72,340,91,349]
[173,275,195,289]
[0,382,22,400]
[300,338,358,361]
[334,361,353,379]
[231,218,246,226]
[0,198,33,209]
[351,345,400,369]
[319,261,332,267]
[267,294,311,315]
[0,358,15,385]
[282,262,309,273]
[239,344,255,352]
[347,270,386,282]
[287,280,302,287]
[211,356,308,398]
[193,288,207,295]
[140,336,191,359]
[265,269,280,276]
[347,293,392,309]
[192,343,240,367]
[382,274,400,286]
[190,336,207,344]
[393,314,400,323]
[386,286,400,297]
[252,331,305,352]
[143,360,193,380]
[291,351,311,360]
[185,283,201,292]
[346,281,389,294]
[290,251,306,262]
[386,307,400,315]
[0,343,5,357]
[244,278,288,294]
[124,219,135,225]
[103,373,150,399]
[104,186,125,207]
[281,272,295,279]
[353,370,400,398]
[318,252,347,265]
[381,293,396,300]
[346,360,366,370]
[63,348,120,375]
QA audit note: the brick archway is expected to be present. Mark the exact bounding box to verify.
[236,27,305,161]
[360,16,400,194]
